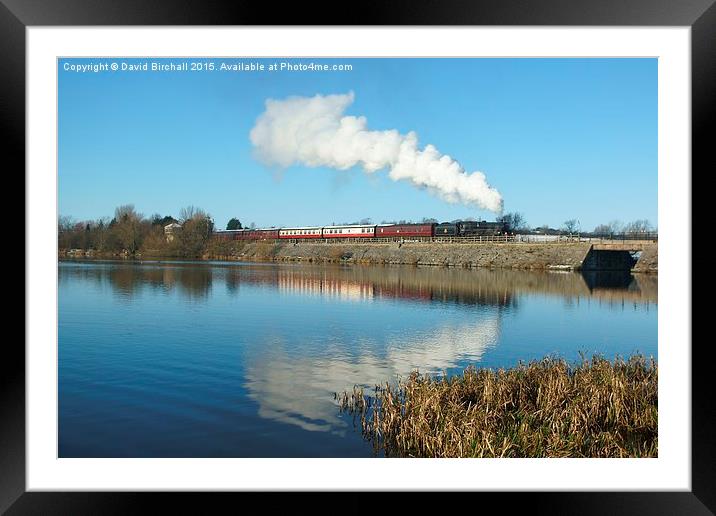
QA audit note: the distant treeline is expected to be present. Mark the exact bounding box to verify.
[497,213,656,236]
[58,204,214,258]
[58,205,657,258]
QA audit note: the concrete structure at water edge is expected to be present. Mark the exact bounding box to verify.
[584,241,658,273]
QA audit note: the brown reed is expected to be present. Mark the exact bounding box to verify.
[336,354,657,458]
[254,241,280,259]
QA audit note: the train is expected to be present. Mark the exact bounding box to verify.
[212,220,510,241]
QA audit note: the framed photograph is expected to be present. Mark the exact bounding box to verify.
[7,0,710,512]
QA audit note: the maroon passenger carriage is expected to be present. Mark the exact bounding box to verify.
[375,223,435,238]
[244,228,280,239]
[213,228,279,240]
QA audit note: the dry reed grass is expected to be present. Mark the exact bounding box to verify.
[337,354,657,458]
[254,241,280,259]
[328,246,350,261]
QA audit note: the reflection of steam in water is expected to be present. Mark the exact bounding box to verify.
[58,261,656,442]
[243,316,501,434]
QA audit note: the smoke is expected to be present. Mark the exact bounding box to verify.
[249,92,503,213]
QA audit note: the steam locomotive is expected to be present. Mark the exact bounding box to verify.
[213,220,510,241]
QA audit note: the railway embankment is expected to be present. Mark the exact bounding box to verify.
[209,241,597,271]
[63,240,657,273]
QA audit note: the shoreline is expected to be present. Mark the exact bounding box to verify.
[59,240,658,274]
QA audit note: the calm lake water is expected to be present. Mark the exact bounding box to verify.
[58,260,657,457]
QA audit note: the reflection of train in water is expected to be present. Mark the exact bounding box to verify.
[213,221,510,241]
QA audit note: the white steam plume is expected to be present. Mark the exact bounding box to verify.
[249,92,503,213]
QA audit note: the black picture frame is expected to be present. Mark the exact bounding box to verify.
[5,0,709,512]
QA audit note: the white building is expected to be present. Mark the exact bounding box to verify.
[164,222,182,242]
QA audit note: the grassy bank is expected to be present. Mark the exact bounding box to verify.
[63,237,657,273]
[201,240,600,270]
[337,354,657,458]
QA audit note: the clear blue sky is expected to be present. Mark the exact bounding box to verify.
[58,58,657,231]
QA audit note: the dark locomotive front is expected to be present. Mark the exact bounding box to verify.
[458,221,508,236]
[434,223,458,236]
[434,221,507,237]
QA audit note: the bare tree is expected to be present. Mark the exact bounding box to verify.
[497,212,528,231]
[93,217,111,250]
[562,219,580,234]
[513,212,528,231]
[179,205,201,224]
[607,220,623,233]
[623,219,653,234]
[593,220,624,235]
[113,204,143,253]
[175,207,213,257]
[58,215,74,232]
[114,204,138,221]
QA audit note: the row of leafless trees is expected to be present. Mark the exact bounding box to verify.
[591,219,655,235]
[557,218,656,235]
[58,204,214,258]
[498,214,656,235]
